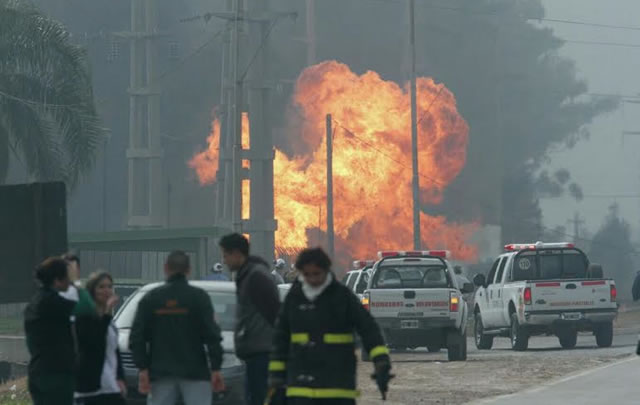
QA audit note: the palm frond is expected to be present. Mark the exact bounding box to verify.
[0,0,106,189]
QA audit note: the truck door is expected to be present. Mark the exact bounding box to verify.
[480,258,501,328]
[485,258,506,327]
[490,257,509,327]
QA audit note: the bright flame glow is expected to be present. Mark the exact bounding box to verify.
[189,61,478,261]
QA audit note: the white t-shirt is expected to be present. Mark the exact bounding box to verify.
[75,321,121,398]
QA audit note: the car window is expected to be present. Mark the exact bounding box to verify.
[512,249,588,281]
[114,289,237,331]
[372,265,451,289]
[486,258,501,286]
[495,258,508,284]
[347,272,359,290]
[355,272,370,294]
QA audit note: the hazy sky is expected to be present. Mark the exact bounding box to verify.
[540,0,640,240]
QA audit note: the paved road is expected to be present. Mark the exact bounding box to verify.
[389,328,638,361]
[474,356,640,405]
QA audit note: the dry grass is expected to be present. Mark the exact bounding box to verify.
[0,377,29,405]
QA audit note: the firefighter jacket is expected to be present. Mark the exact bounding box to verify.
[269,276,390,400]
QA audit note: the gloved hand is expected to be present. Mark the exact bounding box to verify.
[265,378,287,405]
[371,357,394,400]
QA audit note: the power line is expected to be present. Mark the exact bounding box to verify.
[146,27,226,89]
[0,89,88,108]
[365,0,640,32]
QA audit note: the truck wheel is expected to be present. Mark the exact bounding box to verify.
[595,322,613,348]
[558,330,578,349]
[474,312,494,350]
[510,313,529,351]
[427,345,441,353]
[447,330,467,361]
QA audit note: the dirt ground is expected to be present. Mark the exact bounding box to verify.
[356,331,637,405]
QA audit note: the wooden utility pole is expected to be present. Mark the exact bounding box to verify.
[326,114,335,258]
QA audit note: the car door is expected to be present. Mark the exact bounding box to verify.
[479,258,501,328]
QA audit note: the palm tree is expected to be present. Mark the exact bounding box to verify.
[0,0,106,187]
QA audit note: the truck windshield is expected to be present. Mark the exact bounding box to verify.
[512,249,588,281]
[372,265,451,289]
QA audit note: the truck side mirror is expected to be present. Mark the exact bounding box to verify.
[473,274,486,288]
[588,263,603,279]
[462,283,475,294]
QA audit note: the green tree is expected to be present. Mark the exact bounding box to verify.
[0,0,106,187]
[589,204,636,299]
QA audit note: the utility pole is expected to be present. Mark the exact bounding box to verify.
[567,212,585,243]
[305,0,316,65]
[326,114,335,259]
[409,0,421,250]
[231,0,244,233]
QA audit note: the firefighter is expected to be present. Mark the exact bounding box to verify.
[268,248,392,405]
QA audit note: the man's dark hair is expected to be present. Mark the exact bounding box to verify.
[36,257,69,287]
[62,253,80,266]
[167,250,190,274]
[295,248,332,271]
[218,233,250,256]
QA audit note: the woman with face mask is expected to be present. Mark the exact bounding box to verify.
[74,271,127,405]
[268,248,392,405]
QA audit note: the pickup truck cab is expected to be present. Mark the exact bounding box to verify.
[472,242,618,351]
[363,250,474,361]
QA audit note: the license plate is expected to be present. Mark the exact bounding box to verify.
[562,312,582,321]
[400,320,419,329]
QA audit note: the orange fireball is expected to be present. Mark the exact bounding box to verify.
[190,61,477,261]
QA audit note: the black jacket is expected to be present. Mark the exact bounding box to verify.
[75,314,125,393]
[235,256,280,359]
[129,274,223,380]
[24,287,77,376]
[270,277,389,400]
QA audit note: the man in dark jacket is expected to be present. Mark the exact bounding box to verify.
[219,233,280,405]
[269,248,392,405]
[24,257,77,405]
[130,250,225,405]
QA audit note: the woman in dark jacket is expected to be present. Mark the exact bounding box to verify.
[269,248,392,405]
[75,271,127,405]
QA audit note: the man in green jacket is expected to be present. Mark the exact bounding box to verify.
[130,250,226,405]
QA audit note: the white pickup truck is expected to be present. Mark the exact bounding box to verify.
[472,242,618,351]
[363,250,474,361]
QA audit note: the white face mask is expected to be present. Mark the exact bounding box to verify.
[299,273,333,302]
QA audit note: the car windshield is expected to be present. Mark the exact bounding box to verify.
[115,289,236,331]
[347,272,359,290]
[372,265,450,289]
[512,249,588,281]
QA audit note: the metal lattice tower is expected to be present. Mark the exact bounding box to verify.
[125,0,166,228]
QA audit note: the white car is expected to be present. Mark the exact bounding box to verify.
[114,281,244,404]
[472,242,618,351]
[363,251,474,361]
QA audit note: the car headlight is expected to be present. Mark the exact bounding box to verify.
[222,352,243,368]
